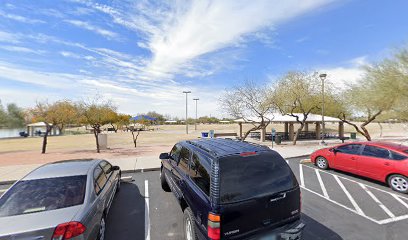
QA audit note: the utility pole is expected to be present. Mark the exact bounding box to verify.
[319,73,327,145]
[193,98,199,130]
[183,91,191,134]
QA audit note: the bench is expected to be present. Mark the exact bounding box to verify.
[214,133,238,138]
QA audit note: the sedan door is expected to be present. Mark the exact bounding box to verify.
[332,144,363,173]
[357,145,393,181]
[100,161,116,212]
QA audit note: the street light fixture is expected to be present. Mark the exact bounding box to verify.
[193,98,199,131]
[319,73,327,145]
[183,91,191,134]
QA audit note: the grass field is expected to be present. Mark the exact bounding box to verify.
[0,123,407,154]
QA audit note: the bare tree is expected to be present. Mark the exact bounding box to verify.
[271,71,323,145]
[220,80,273,140]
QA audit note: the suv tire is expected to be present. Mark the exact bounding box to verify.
[183,207,197,240]
[388,174,408,194]
[161,169,171,192]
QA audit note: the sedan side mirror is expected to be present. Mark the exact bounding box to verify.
[159,152,170,159]
[330,148,338,153]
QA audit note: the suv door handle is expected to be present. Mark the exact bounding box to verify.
[351,157,356,160]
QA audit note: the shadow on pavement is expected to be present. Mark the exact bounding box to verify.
[302,214,343,240]
[106,182,145,240]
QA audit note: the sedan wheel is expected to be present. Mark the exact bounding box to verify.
[316,157,329,170]
[98,216,106,240]
[389,175,408,194]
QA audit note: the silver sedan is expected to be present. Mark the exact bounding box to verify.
[0,159,121,240]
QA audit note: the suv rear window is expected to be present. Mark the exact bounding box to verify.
[219,151,297,203]
[0,175,87,217]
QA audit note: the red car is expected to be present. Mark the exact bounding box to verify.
[310,141,408,193]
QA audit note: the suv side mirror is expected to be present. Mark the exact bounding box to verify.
[111,166,120,171]
[159,152,170,159]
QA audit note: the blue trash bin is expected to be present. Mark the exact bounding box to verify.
[201,132,209,138]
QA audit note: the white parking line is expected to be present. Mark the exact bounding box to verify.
[359,183,395,218]
[333,175,365,216]
[299,164,304,187]
[391,194,408,209]
[315,169,329,199]
[145,180,150,240]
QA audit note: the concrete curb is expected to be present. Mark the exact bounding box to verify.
[0,155,310,185]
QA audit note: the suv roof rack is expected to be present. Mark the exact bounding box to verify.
[186,140,218,156]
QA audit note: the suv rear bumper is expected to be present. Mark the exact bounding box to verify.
[196,219,305,240]
[250,220,305,240]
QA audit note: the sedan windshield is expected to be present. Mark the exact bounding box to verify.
[0,175,87,217]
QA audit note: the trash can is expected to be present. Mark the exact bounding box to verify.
[275,135,282,145]
[209,130,215,138]
[201,132,209,138]
[98,134,108,149]
[350,132,357,139]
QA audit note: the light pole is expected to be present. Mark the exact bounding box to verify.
[319,73,327,145]
[193,98,199,131]
[183,91,191,134]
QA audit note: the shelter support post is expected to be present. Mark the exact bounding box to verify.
[339,122,344,138]
[284,122,289,135]
[304,123,309,131]
[238,123,243,140]
[315,123,321,140]
[260,126,266,142]
[289,123,294,141]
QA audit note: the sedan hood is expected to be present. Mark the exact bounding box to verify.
[0,205,82,239]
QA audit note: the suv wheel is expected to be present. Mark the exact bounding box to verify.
[388,174,408,194]
[315,156,329,170]
[183,207,197,240]
[161,168,171,192]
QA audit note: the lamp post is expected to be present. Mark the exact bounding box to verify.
[319,73,327,145]
[183,91,191,134]
[193,98,199,131]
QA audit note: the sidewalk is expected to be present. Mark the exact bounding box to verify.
[0,143,327,183]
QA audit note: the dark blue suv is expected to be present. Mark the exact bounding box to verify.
[160,138,305,240]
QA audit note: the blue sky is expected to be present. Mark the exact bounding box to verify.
[0,0,407,118]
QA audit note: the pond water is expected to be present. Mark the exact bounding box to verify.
[0,128,25,138]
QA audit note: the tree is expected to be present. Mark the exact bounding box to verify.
[46,100,78,133]
[79,101,116,153]
[105,110,120,132]
[130,118,150,148]
[0,101,26,128]
[146,111,166,123]
[220,80,273,140]
[271,71,323,145]
[30,102,54,154]
[337,51,405,141]
[30,100,79,154]
[116,114,131,131]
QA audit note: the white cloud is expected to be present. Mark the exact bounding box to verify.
[0,31,20,43]
[0,10,45,24]
[0,45,44,54]
[83,0,333,79]
[64,19,119,39]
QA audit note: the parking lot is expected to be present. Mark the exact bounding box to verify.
[1,156,408,240]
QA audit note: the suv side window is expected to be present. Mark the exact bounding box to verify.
[336,144,362,155]
[100,161,113,179]
[362,145,390,159]
[170,144,182,162]
[93,166,107,195]
[190,153,210,196]
[178,147,190,172]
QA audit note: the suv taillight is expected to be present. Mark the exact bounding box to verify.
[208,213,220,240]
[52,222,86,240]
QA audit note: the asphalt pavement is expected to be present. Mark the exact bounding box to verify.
[1,157,408,240]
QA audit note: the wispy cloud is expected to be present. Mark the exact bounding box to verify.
[0,31,20,43]
[0,10,45,24]
[64,19,119,39]
[79,0,333,79]
[0,45,45,54]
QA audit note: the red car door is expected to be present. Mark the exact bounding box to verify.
[358,145,393,182]
[332,144,362,173]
